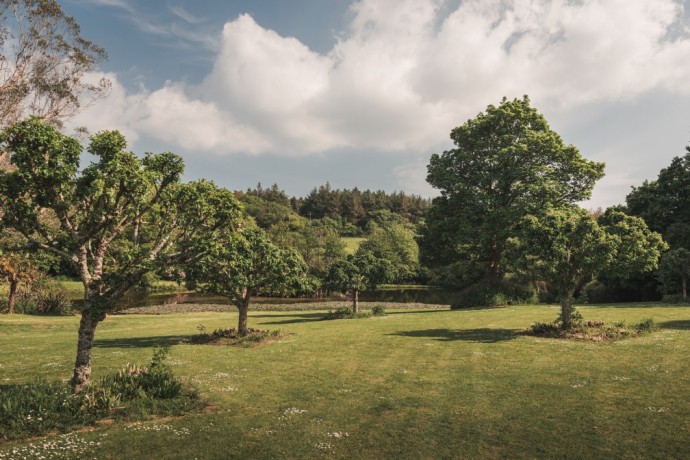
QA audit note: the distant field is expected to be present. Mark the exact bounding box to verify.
[0,279,186,300]
[342,236,366,254]
[1,304,689,458]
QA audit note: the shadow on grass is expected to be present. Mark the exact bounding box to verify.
[94,335,190,348]
[388,328,518,343]
[659,319,690,330]
[252,312,327,325]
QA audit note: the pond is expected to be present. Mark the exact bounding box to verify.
[72,287,460,310]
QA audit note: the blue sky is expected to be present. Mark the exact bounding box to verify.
[62,0,690,208]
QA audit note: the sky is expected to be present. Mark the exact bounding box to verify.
[61,0,690,209]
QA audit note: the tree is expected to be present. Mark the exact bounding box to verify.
[358,221,419,283]
[187,227,307,336]
[509,207,666,328]
[626,146,690,250]
[0,118,242,391]
[658,248,690,300]
[0,0,109,127]
[0,251,35,313]
[325,252,393,313]
[422,96,605,285]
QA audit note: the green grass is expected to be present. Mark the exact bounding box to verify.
[341,237,366,255]
[0,279,186,300]
[1,304,690,458]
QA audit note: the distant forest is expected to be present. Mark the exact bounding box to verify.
[235,182,430,236]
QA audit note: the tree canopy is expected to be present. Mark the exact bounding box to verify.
[186,227,307,336]
[626,146,690,250]
[325,252,393,313]
[509,207,666,327]
[0,0,109,127]
[0,117,242,390]
[421,96,605,285]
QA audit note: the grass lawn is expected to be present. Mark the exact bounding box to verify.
[1,304,689,459]
[341,237,366,255]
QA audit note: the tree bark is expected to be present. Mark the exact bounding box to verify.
[6,279,18,314]
[237,296,250,337]
[352,288,359,314]
[560,294,576,330]
[70,309,106,392]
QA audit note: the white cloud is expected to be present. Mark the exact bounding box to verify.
[76,0,690,160]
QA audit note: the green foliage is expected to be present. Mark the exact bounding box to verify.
[325,251,394,295]
[358,221,420,283]
[0,118,243,387]
[598,210,668,279]
[189,327,283,346]
[451,280,537,309]
[100,346,182,400]
[2,275,73,315]
[422,96,605,285]
[322,307,372,320]
[371,305,386,316]
[626,146,690,250]
[658,248,690,298]
[0,347,198,442]
[527,317,658,339]
[187,227,308,303]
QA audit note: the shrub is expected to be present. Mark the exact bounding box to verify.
[371,305,386,316]
[189,327,283,346]
[578,280,609,304]
[0,347,198,442]
[661,294,689,304]
[322,307,372,320]
[101,346,181,400]
[635,318,657,333]
[9,276,73,315]
[451,280,537,309]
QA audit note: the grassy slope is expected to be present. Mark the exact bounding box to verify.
[342,237,366,255]
[1,305,689,459]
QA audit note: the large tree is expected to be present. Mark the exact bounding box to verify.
[0,0,109,127]
[187,227,307,336]
[358,221,419,283]
[626,146,690,250]
[422,96,605,285]
[0,118,242,391]
[509,208,666,328]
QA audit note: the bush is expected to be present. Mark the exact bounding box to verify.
[0,347,198,442]
[9,276,73,315]
[526,316,658,341]
[100,346,182,400]
[189,327,283,346]
[371,305,386,316]
[578,280,609,304]
[322,307,372,320]
[451,280,537,309]
[661,294,689,304]
[635,318,657,333]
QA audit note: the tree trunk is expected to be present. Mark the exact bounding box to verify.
[70,309,106,392]
[683,276,687,300]
[352,288,359,314]
[237,297,250,337]
[6,279,18,314]
[560,294,576,330]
